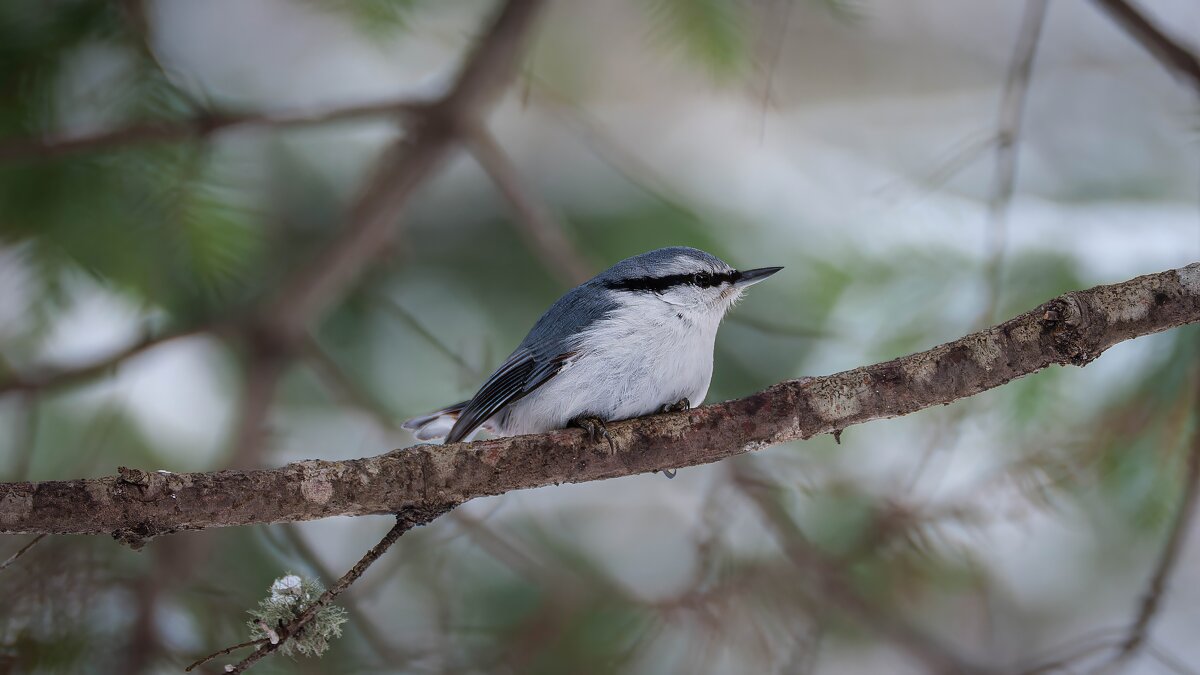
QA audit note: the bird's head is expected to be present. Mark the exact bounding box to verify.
[597,247,782,316]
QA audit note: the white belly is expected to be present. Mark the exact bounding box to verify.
[499,301,719,436]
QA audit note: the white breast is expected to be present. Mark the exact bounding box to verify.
[499,294,722,436]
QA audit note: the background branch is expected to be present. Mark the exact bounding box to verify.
[1091,0,1200,93]
[0,533,45,574]
[0,98,422,161]
[260,0,548,346]
[981,0,1048,325]
[0,325,211,395]
[465,122,594,286]
[1099,367,1200,671]
[734,467,993,674]
[2,263,1197,541]
[222,508,448,674]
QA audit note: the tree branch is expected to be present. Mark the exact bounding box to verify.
[0,325,212,395]
[1,0,549,482]
[221,509,447,673]
[1094,367,1200,671]
[227,354,289,469]
[260,0,548,345]
[735,468,994,674]
[465,122,594,286]
[0,533,46,573]
[1091,0,1200,94]
[0,98,423,162]
[982,0,1048,325]
[1,263,1197,542]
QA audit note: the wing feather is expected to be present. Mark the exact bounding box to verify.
[445,349,573,443]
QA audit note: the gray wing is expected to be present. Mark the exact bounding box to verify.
[445,348,573,443]
[444,282,617,444]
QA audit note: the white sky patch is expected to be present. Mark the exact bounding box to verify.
[116,337,234,468]
[37,276,142,369]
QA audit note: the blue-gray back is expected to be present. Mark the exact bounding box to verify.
[516,246,728,357]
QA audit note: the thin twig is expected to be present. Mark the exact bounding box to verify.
[224,508,449,674]
[733,465,994,674]
[1020,636,1123,675]
[278,523,413,665]
[301,336,403,433]
[0,325,210,395]
[756,0,795,142]
[227,355,288,470]
[1091,0,1200,94]
[373,295,481,379]
[781,620,824,675]
[874,130,998,199]
[464,122,593,286]
[528,78,686,205]
[1146,641,1200,675]
[0,98,422,161]
[1020,367,1200,675]
[0,533,46,574]
[261,0,548,346]
[1100,366,1200,671]
[981,0,1048,326]
[184,638,268,672]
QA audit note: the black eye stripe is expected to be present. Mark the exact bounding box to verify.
[603,270,741,293]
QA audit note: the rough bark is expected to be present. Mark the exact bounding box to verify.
[1,263,1198,545]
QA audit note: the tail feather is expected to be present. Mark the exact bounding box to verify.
[403,401,493,442]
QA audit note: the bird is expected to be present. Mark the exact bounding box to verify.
[402,246,782,451]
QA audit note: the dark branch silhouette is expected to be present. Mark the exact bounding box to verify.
[1091,0,1200,93]
[0,533,45,574]
[0,325,212,395]
[0,98,422,161]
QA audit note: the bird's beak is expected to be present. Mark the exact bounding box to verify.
[734,266,783,287]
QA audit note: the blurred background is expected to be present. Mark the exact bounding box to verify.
[1,0,1199,673]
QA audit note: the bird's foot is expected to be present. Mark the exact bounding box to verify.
[656,399,689,478]
[571,415,617,455]
[661,398,691,414]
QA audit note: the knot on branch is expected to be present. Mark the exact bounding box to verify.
[115,466,185,501]
[397,501,457,530]
[117,465,151,487]
[111,467,188,548]
[1040,293,1095,366]
[112,520,172,550]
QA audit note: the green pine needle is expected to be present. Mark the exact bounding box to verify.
[644,0,748,79]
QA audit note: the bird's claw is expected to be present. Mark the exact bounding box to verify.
[661,398,691,414]
[656,399,688,477]
[571,415,617,455]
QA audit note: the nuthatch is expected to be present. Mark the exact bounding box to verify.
[404,247,782,452]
